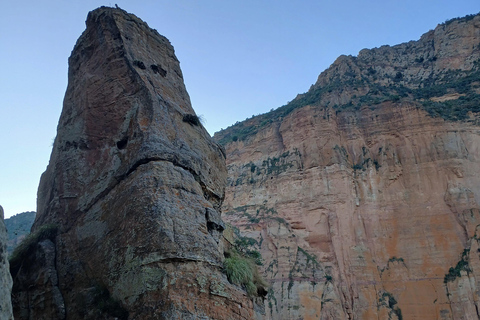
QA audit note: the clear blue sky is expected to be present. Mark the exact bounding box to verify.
[1,0,479,218]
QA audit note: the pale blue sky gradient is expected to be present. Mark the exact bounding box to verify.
[1,0,479,218]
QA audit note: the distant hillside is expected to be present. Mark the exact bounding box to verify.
[5,211,35,256]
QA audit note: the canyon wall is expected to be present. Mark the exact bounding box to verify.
[215,13,480,319]
[0,206,13,320]
[11,7,260,319]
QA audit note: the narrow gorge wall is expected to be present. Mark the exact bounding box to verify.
[215,13,480,320]
[11,7,259,320]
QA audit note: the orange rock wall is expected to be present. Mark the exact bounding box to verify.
[217,14,480,319]
[221,103,480,319]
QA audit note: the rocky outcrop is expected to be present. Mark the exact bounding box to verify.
[12,7,260,319]
[215,13,480,320]
[0,206,13,320]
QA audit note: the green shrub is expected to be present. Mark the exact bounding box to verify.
[224,254,254,292]
[388,256,405,264]
[379,291,403,320]
[183,114,201,126]
[352,164,364,171]
[443,14,477,26]
[9,224,58,276]
[444,249,470,283]
[224,249,268,297]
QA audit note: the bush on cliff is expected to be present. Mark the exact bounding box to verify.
[224,249,268,297]
[9,224,58,276]
[444,249,470,283]
[183,114,202,126]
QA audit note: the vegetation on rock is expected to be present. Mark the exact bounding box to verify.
[217,63,480,145]
[214,13,480,145]
[224,248,268,297]
[444,249,471,283]
[9,224,58,276]
[443,13,478,26]
[379,291,403,320]
[223,224,267,297]
[183,114,202,126]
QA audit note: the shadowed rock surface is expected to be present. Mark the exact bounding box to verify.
[12,7,260,319]
[0,206,13,320]
[215,13,480,320]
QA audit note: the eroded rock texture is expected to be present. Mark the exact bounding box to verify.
[0,206,13,320]
[12,7,259,320]
[215,14,480,319]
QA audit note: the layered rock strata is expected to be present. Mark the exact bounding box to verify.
[0,206,14,320]
[12,7,259,319]
[215,13,480,320]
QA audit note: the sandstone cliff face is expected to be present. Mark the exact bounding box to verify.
[12,7,259,319]
[215,14,480,319]
[0,206,13,320]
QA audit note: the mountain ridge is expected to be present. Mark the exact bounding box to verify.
[214,11,480,145]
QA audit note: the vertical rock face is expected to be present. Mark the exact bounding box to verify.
[12,7,259,319]
[0,206,13,320]
[215,13,480,320]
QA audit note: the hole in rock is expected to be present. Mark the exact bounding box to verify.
[116,137,128,150]
[151,64,167,77]
[133,60,146,69]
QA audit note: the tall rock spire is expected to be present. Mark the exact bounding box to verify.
[12,7,260,319]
